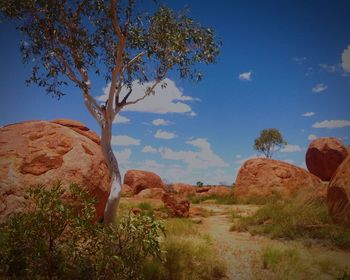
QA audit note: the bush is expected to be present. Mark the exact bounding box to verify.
[0,182,164,279]
[137,202,155,217]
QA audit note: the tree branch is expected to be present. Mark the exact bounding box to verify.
[105,0,126,121]
[84,91,105,125]
[122,51,146,74]
[122,66,171,106]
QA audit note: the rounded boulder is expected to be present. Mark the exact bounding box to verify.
[306,137,348,181]
[123,169,164,195]
[327,155,350,227]
[235,158,323,199]
[0,120,110,221]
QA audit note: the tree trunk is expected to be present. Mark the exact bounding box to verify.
[100,121,122,224]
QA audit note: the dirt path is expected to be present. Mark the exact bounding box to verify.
[196,204,350,280]
[199,205,268,280]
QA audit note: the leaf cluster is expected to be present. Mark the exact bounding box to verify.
[253,128,287,158]
[0,182,164,279]
[0,0,221,97]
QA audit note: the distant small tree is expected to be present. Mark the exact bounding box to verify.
[253,128,287,158]
[196,181,204,187]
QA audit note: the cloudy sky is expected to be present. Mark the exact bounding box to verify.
[1,1,350,185]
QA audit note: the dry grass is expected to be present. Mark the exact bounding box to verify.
[230,191,350,250]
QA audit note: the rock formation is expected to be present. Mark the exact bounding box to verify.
[162,192,190,217]
[327,155,350,227]
[136,188,165,199]
[235,158,323,199]
[123,169,164,195]
[207,186,232,196]
[0,120,110,221]
[171,183,196,196]
[306,137,348,181]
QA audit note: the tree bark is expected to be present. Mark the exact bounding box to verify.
[100,121,122,224]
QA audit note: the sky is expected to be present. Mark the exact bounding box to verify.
[1,0,350,185]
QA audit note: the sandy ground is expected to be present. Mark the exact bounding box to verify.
[196,204,350,280]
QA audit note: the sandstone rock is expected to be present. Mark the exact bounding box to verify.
[0,120,110,221]
[123,169,164,195]
[162,192,190,217]
[327,155,350,227]
[207,186,232,196]
[136,188,165,199]
[121,184,133,197]
[52,119,100,144]
[196,186,211,193]
[306,137,348,181]
[235,158,323,199]
[172,183,196,196]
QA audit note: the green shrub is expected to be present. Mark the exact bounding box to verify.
[137,202,155,217]
[0,182,164,279]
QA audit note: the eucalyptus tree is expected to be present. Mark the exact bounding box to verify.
[253,128,287,159]
[0,0,220,223]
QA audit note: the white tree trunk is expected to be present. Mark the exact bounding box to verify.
[100,121,123,224]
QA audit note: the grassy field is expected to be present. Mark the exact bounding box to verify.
[230,191,350,250]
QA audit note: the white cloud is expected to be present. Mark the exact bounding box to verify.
[97,78,198,115]
[111,135,140,146]
[342,45,350,72]
[280,144,302,153]
[152,118,172,126]
[308,134,317,141]
[312,83,327,93]
[302,112,315,117]
[238,71,252,81]
[293,57,307,64]
[114,148,132,165]
[142,145,157,153]
[159,138,228,169]
[113,115,130,124]
[138,160,165,173]
[319,64,337,73]
[234,154,260,165]
[312,120,350,129]
[154,129,176,140]
[282,159,295,164]
[235,154,242,159]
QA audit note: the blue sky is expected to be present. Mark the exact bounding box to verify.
[1,1,350,184]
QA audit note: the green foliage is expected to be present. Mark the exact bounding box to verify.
[0,182,164,279]
[253,128,287,158]
[196,181,204,187]
[231,192,350,250]
[137,202,154,217]
[0,0,221,97]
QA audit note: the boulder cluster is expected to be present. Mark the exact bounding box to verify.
[1,120,349,227]
[235,137,350,227]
